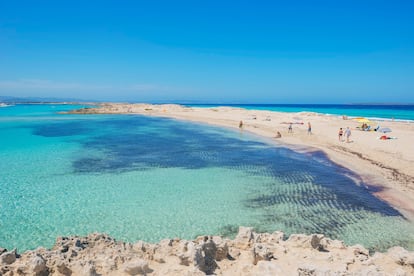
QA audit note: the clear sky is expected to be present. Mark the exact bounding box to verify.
[0,0,413,103]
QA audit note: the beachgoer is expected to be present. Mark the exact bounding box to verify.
[239,120,243,129]
[345,127,351,143]
[338,128,343,141]
[274,131,282,138]
[307,122,312,135]
[361,123,366,130]
[288,123,293,133]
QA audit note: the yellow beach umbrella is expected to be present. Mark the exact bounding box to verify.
[354,117,370,124]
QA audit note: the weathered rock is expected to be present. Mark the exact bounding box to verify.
[234,226,254,249]
[56,261,72,275]
[319,237,346,251]
[123,259,150,275]
[388,246,414,266]
[310,234,324,250]
[31,255,47,275]
[351,244,370,262]
[352,244,369,257]
[212,236,229,261]
[228,247,241,259]
[78,263,99,276]
[270,231,284,243]
[252,243,274,265]
[133,240,146,252]
[151,239,174,263]
[192,245,205,271]
[178,241,195,266]
[201,238,217,274]
[0,249,17,265]
[1,229,414,275]
[287,234,324,250]
[297,264,316,276]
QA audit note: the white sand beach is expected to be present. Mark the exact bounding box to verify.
[68,103,414,220]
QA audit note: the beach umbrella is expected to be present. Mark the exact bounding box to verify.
[378,127,392,133]
[354,118,371,124]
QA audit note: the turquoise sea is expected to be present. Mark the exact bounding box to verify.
[187,104,414,121]
[1,104,414,252]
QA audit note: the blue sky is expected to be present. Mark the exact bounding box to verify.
[0,0,413,103]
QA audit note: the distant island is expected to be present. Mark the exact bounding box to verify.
[0,95,88,104]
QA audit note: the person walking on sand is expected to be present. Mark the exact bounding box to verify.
[239,120,243,129]
[344,127,351,143]
[338,128,343,141]
[288,123,293,133]
[307,122,312,135]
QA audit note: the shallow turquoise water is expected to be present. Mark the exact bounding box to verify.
[1,104,413,252]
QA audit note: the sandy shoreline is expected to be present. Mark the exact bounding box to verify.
[67,103,414,221]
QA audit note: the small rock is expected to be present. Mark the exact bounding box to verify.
[159,239,173,247]
[388,246,414,266]
[178,253,191,266]
[153,253,165,264]
[178,241,195,266]
[297,264,316,276]
[79,263,99,276]
[252,243,274,265]
[192,245,206,271]
[270,231,284,243]
[228,247,241,259]
[212,236,229,261]
[202,238,217,274]
[57,261,72,275]
[123,259,150,275]
[0,249,17,265]
[133,241,146,252]
[319,237,346,251]
[234,227,254,249]
[310,234,324,250]
[31,255,47,274]
[352,244,369,257]
[288,234,323,249]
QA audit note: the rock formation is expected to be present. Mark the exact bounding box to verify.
[1,227,414,275]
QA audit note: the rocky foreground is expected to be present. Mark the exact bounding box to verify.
[1,227,414,275]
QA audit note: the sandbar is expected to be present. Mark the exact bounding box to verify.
[68,103,414,220]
